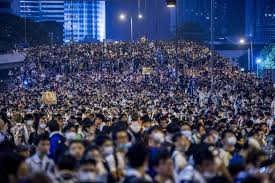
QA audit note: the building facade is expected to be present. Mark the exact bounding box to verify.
[245,0,275,44]
[19,0,64,22]
[40,1,64,22]
[63,0,106,42]
[19,0,41,21]
[173,0,231,39]
[0,0,12,13]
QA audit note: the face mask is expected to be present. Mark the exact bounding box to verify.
[181,130,192,141]
[103,146,113,156]
[226,136,237,146]
[65,132,76,140]
[117,143,131,151]
[78,171,97,182]
[39,123,47,129]
[26,120,34,126]
[212,134,219,143]
[152,132,165,143]
[130,122,141,133]
[143,127,150,132]
[202,171,216,179]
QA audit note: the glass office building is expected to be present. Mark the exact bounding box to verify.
[19,0,41,21]
[40,1,64,22]
[64,0,106,42]
[246,0,275,44]
[19,0,64,22]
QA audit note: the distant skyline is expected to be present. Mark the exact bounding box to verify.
[1,0,274,43]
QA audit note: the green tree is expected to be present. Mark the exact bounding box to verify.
[259,44,275,69]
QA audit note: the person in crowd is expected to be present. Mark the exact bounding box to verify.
[123,143,152,183]
[25,133,55,175]
[128,113,143,143]
[55,154,78,183]
[48,120,65,161]
[68,140,85,161]
[153,148,174,183]
[0,40,274,183]
[0,117,13,143]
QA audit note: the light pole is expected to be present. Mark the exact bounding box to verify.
[256,58,262,77]
[239,38,254,71]
[119,13,143,42]
[167,0,178,78]
[210,0,214,93]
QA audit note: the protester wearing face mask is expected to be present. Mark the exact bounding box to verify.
[78,157,99,183]
[11,113,31,145]
[83,145,109,181]
[147,126,165,179]
[95,135,114,158]
[128,113,142,143]
[29,117,49,145]
[178,145,216,183]
[219,130,238,167]
[153,148,174,183]
[82,120,96,142]
[105,128,130,182]
[55,154,78,183]
[0,118,12,143]
[171,133,190,178]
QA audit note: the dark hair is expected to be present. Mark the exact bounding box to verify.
[131,112,139,122]
[246,120,254,128]
[48,120,60,132]
[193,145,214,166]
[62,123,76,133]
[126,143,148,168]
[95,114,105,121]
[147,125,162,135]
[68,140,84,148]
[0,152,24,183]
[79,157,97,166]
[172,132,184,142]
[151,148,170,167]
[221,129,234,139]
[84,145,100,158]
[57,154,77,170]
[112,127,130,141]
[166,122,181,134]
[94,135,111,146]
[246,149,266,167]
[35,133,50,146]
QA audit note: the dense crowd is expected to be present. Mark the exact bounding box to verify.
[0,40,275,183]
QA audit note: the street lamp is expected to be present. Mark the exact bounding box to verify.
[256,58,262,77]
[239,37,254,72]
[239,39,245,44]
[166,0,176,8]
[119,13,126,20]
[138,14,143,19]
[167,0,179,78]
[119,13,143,41]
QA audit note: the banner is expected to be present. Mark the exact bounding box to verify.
[42,91,57,105]
[142,67,153,75]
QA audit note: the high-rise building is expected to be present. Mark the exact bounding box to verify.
[40,1,64,22]
[245,0,275,44]
[174,0,232,39]
[0,0,12,13]
[19,0,41,21]
[63,0,106,42]
[19,0,64,22]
